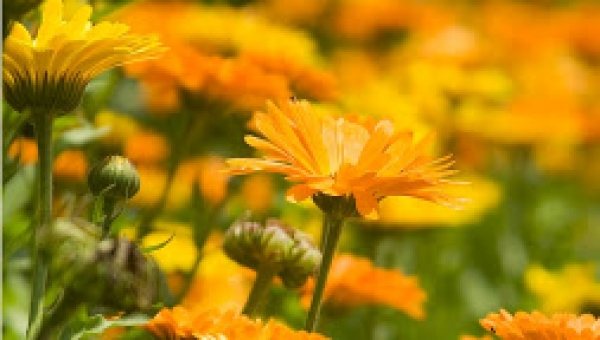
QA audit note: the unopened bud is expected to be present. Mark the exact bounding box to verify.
[224,218,321,288]
[88,156,140,201]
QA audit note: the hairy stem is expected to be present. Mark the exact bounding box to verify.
[27,112,54,340]
[242,266,276,317]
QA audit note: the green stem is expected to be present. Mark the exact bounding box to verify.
[242,266,276,317]
[27,112,54,340]
[305,214,344,332]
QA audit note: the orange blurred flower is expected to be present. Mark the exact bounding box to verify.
[227,99,464,219]
[8,137,38,164]
[241,174,275,213]
[124,130,170,166]
[177,156,230,206]
[144,307,329,340]
[300,254,426,319]
[480,309,600,340]
[53,150,88,182]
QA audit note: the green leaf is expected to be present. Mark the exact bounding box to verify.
[142,234,175,253]
[59,314,150,340]
[2,165,36,223]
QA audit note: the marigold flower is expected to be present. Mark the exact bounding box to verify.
[480,309,600,340]
[144,306,330,340]
[227,99,464,219]
[2,0,164,114]
[124,130,170,166]
[300,254,426,319]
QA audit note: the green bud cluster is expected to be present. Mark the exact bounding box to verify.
[224,218,322,288]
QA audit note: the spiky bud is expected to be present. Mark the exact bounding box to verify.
[88,156,140,201]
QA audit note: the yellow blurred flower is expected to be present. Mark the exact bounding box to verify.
[94,110,141,146]
[300,254,426,319]
[460,336,493,340]
[53,149,88,182]
[3,0,164,114]
[129,166,191,211]
[227,99,464,219]
[145,307,330,340]
[378,174,500,227]
[8,137,38,164]
[142,227,198,274]
[525,263,600,314]
[480,309,600,340]
[124,130,169,166]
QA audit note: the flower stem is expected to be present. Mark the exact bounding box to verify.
[305,214,344,332]
[27,112,54,340]
[242,266,276,317]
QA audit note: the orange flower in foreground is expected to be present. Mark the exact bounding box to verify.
[227,99,463,219]
[480,309,600,340]
[144,307,329,340]
[300,254,426,319]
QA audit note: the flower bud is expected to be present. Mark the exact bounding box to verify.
[223,219,295,271]
[88,156,140,201]
[224,218,321,288]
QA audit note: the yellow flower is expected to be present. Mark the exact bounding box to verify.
[144,307,330,340]
[300,254,426,319]
[227,99,464,219]
[525,263,600,314]
[94,110,141,146]
[480,309,600,340]
[2,0,164,114]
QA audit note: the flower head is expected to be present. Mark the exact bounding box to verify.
[300,254,426,319]
[144,306,329,340]
[3,0,164,114]
[481,309,600,340]
[227,99,464,219]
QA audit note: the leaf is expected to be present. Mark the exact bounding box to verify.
[59,314,150,340]
[142,234,175,253]
[59,125,110,147]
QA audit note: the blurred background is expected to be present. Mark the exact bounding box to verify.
[3,0,600,339]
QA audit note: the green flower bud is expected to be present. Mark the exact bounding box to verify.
[280,229,322,288]
[224,218,321,288]
[88,156,140,201]
[223,219,295,271]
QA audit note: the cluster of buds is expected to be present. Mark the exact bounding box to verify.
[41,218,159,314]
[224,218,322,288]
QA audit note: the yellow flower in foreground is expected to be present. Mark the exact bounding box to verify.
[480,309,600,340]
[300,254,426,319]
[144,307,329,340]
[525,263,600,314]
[227,99,464,219]
[3,0,164,114]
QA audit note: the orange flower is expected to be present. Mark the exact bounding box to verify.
[144,307,329,340]
[480,309,600,340]
[53,150,88,182]
[8,137,38,164]
[227,99,463,219]
[124,130,170,166]
[300,254,426,319]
